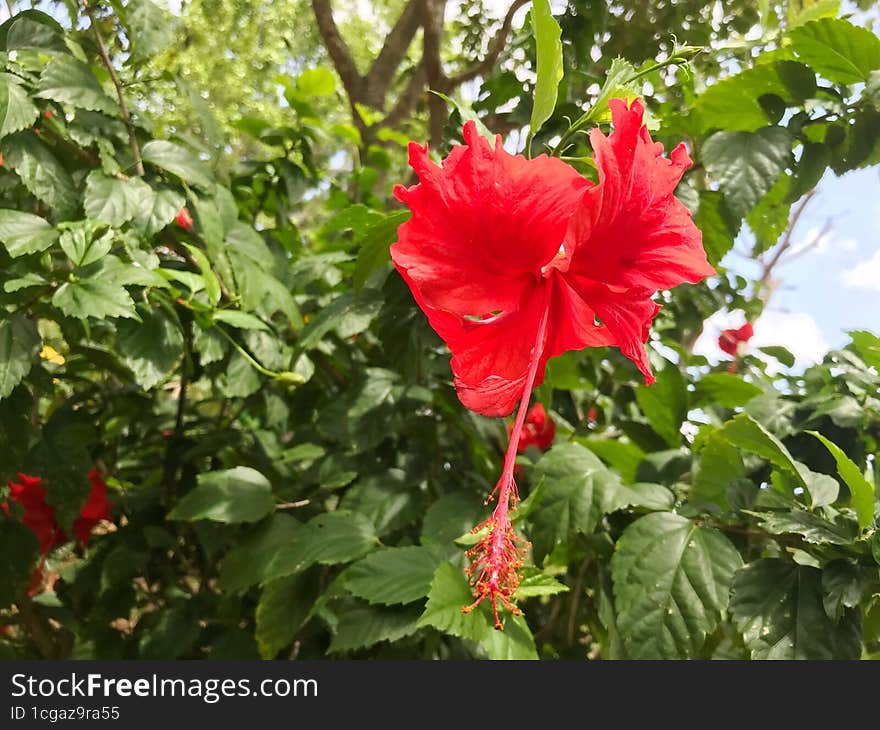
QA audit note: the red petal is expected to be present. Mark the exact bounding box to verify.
[392,121,588,319]
[567,98,714,292]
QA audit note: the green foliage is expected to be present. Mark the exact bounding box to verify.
[0,2,878,662]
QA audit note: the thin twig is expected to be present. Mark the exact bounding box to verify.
[758,189,816,303]
[82,1,145,176]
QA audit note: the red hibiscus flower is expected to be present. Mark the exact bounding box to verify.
[392,98,713,627]
[513,402,556,453]
[5,471,112,556]
[718,322,754,357]
[175,207,194,231]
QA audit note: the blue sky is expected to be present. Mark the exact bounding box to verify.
[695,166,880,365]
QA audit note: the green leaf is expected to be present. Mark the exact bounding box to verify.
[328,603,422,653]
[421,492,484,546]
[345,546,444,606]
[635,362,687,447]
[611,512,743,659]
[52,276,137,320]
[788,17,880,84]
[515,567,570,599]
[59,222,112,267]
[746,173,792,254]
[0,517,39,608]
[0,209,58,257]
[579,438,644,484]
[758,345,796,368]
[1,133,78,217]
[133,188,185,238]
[417,561,491,642]
[218,514,303,593]
[0,73,38,138]
[809,431,875,529]
[692,372,763,409]
[83,171,153,227]
[694,190,739,266]
[212,310,270,331]
[296,67,336,97]
[35,56,117,115]
[167,466,275,523]
[141,140,213,187]
[691,433,745,509]
[848,330,880,370]
[695,62,815,133]
[255,573,314,659]
[720,414,808,487]
[480,613,538,659]
[262,511,378,582]
[528,0,563,142]
[116,307,183,390]
[821,560,864,622]
[183,244,221,306]
[123,0,175,66]
[0,315,39,401]
[703,127,792,220]
[730,559,861,659]
[530,442,621,564]
[750,507,858,545]
[353,210,410,290]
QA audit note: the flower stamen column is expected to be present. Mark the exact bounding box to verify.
[462,293,551,629]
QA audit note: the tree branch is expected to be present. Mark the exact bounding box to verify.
[382,61,426,128]
[311,0,365,104]
[447,0,528,88]
[758,189,816,303]
[363,0,423,107]
[83,1,144,176]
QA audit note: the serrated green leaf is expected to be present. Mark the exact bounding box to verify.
[635,362,687,447]
[611,512,742,659]
[183,243,220,305]
[218,514,303,593]
[749,507,858,544]
[52,276,137,320]
[353,210,409,290]
[528,0,563,142]
[124,0,175,66]
[579,438,645,484]
[758,345,796,367]
[0,209,57,257]
[345,546,444,606]
[116,306,183,390]
[168,466,275,523]
[692,372,764,409]
[0,73,38,138]
[83,171,153,227]
[58,222,112,267]
[1,133,78,217]
[255,573,314,658]
[480,612,538,659]
[695,62,815,133]
[133,188,185,237]
[788,17,880,84]
[530,442,621,564]
[809,431,874,529]
[0,314,40,400]
[515,567,570,598]
[747,173,792,254]
[141,140,213,187]
[730,559,862,659]
[329,603,422,653]
[262,511,378,582]
[35,56,117,115]
[694,190,739,266]
[212,309,270,332]
[703,127,792,220]
[692,433,745,509]
[417,561,491,641]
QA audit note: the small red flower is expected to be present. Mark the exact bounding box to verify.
[513,402,555,453]
[175,207,194,231]
[5,471,112,555]
[392,98,713,627]
[587,406,598,422]
[718,322,754,357]
[0,152,5,167]
[44,110,53,119]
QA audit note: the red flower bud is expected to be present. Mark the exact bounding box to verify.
[718,322,754,357]
[175,207,194,231]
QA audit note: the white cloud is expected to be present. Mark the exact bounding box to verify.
[694,308,828,370]
[841,249,880,292]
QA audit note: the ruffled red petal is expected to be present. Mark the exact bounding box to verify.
[392,121,589,319]
[561,98,713,381]
[73,470,112,546]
